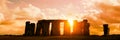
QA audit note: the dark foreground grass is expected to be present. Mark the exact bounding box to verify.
[0,35,120,40]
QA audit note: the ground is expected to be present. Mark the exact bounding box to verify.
[0,35,120,40]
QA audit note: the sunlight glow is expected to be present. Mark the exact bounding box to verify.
[60,22,64,35]
[68,19,74,33]
[49,22,52,35]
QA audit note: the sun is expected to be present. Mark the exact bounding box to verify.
[68,19,74,33]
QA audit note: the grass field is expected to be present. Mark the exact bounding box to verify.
[0,35,120,40]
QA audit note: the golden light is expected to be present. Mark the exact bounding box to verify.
[68,19,74,33]
[60,22,64,35]
[49,22,52,35]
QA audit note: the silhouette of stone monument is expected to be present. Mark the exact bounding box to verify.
[30,23,35,36]
[72,19,90,36]
[24,19,90,36]
[72,20,82,36]
[24,21,30,36]
[42,20,51,36]
[103,24,109,36]
[24,21,35,36]
[83,19,90,36]
[51,20,61,36]
[35,20,43,36]
[64,20,71,36]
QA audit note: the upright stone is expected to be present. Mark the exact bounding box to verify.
[42,20,50,36]
[103,24,109,36]
[35,20,43,36]
[24,21,30,36]
[64,20,70,36]
[30,23,35,36]
[83,19,90,36]
[51,20,61,36]
[72,20,82,36]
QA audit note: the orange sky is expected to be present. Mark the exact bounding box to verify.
[0,0,120,35]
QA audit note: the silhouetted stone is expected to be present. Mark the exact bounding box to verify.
[64,20,71,36]
[103,24,109,36]
[84,23,90,36]
[51,20,61,36]
[42,20,51,36]
[24,21,36,36]
[35,20,43,36]
[25,19,91,36]
[72,20,77,35]
[24,21,30,36]
[73,20,82,36]
[83,19,90,36]
[30,23,35,36]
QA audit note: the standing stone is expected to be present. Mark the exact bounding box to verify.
[24,21,30,36]
[51,20,61,36]
[30,23,35,36]
[42,20,50,36]
[84,23,90,36]
[64,20,71,36]
[80,21,85,35]
[83,19,90,36]
[103,24,109,36]
[35,20,43,36]
[73,20,82,36]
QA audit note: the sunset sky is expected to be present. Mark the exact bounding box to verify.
[0,0,120,35]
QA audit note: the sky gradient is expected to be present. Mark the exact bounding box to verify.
[0,0,120,35]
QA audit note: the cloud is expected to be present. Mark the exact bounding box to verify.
[15,4,44,20]
[0,0,120,35]
[0,0,44,35]
[97,3,120,23]
[0,0,103,35]
[0,13,4,21]
[87,0,120,35]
